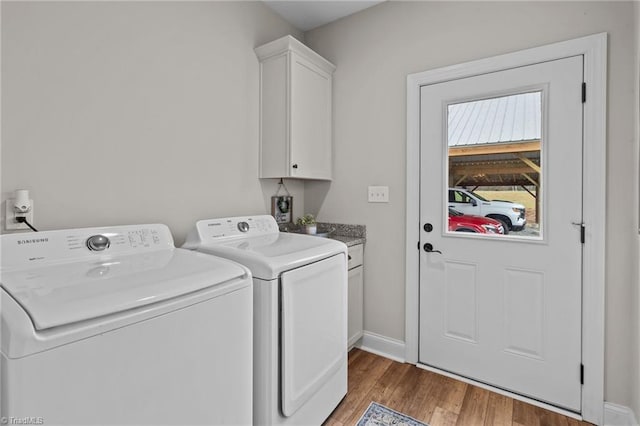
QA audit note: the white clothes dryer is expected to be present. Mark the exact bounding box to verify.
[1,224,253,425]
[183,215,348,425]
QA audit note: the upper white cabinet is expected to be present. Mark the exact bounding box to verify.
[255,35,335,180]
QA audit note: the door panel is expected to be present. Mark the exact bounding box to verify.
[419,56,583,411]
[280,254,347,417]
[443,261,478,343]
[503,268,545,359]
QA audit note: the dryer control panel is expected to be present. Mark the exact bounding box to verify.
[185,215,279,245]
[0,224,174,269]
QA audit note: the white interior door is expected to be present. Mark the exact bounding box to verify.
[419,56,583,411]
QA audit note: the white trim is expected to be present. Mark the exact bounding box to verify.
[254,35,336,73]
[357,331,406,363]
[603,403,640,426]
[405,33,607,424]
[417,363,583,421]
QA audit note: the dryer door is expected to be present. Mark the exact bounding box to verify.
[280,253,347,417]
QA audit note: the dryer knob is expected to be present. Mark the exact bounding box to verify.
[87,234,110,251]
[237,222,250,232]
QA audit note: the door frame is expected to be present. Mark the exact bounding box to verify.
[405,33,607,424]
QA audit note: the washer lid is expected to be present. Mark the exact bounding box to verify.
[1,248,249,331]
[189,232,346,280]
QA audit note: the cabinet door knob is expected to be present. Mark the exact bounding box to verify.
[292,164,298,169]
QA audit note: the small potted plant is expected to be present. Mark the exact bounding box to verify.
[296,214,317,234]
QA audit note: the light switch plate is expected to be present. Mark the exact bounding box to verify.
[368,186,389,203]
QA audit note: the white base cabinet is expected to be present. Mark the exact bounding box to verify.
[347,244,364,349]
[255,35,335,180]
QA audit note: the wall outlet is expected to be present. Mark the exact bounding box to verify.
[368,186,389,203]
[5,199,34,230]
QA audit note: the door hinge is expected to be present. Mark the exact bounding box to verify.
[581,82,586,103]
[580,364,584,384]
[580,224,585,244]
[417,241,420,250]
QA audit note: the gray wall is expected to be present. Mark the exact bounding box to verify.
[305,1,639,409]
[1,1,304,244]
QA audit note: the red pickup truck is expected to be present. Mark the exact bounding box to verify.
[448,207,505,234]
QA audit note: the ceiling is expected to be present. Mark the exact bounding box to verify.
[263,1,385,31]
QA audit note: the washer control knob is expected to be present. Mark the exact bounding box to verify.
[237,222,250,233]
[87,235,110,251]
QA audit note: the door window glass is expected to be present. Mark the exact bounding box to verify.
[447,92,542,238]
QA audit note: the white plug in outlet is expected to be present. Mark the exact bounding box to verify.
[368,186,389,203]
[5,198,34,230]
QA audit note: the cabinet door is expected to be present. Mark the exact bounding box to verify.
[259,54,289,178]
[348,265,364,348]
[290,53,332,180]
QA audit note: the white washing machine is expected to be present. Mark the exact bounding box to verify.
[183,215,348,425]
[1,224,253,425]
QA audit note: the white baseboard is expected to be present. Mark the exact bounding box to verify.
[604,402,639,426]
[357,331,406,363]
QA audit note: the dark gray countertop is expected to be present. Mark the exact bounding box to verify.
[329,234,365,247]
[278,221,366,247]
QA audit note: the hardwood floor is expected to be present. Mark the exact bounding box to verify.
[324,349,592,426]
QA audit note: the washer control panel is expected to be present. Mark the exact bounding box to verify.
[189,215,279,243]
[1,224,174,268]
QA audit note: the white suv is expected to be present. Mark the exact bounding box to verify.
[448,188,526,234]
